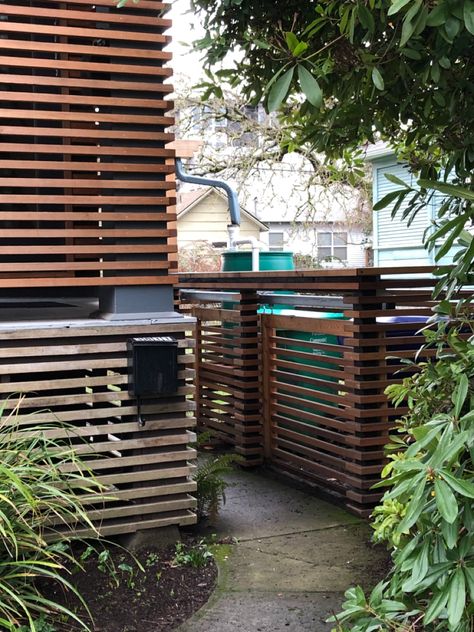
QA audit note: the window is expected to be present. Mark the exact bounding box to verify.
[317,232,347,261]
[269,232,284,251]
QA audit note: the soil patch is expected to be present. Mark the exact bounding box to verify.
[41,539,218,632]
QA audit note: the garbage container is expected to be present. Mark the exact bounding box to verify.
[275,309,346,414]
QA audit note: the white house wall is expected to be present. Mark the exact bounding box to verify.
[178,193,265,247]
[269,221,367,267]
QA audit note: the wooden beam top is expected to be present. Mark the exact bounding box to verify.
[167,140,203,159]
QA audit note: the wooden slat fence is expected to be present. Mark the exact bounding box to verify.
[178,267,468,515]
[0,319,197,536]
[0,0,176,288]
[192,293,261,464]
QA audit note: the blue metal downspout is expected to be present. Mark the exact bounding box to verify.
[175,158,241,226]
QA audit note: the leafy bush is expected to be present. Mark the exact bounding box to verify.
[330,321,474,631]
[0,400,103,631]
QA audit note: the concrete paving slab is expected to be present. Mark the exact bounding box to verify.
[178,591,343,632]
[180,467,386,632]
[231,524,385,592]
[212,469,360,541]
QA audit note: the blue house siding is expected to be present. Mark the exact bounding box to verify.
[372,157,437,267]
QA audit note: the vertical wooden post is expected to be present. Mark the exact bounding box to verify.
[344,269,389,516]
[260,313,272,461]
[233,290,262,465]
[193,312,203,429]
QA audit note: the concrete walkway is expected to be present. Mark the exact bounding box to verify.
[178,468,387,632]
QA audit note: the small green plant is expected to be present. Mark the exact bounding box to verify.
[172,540,214,568]
[118,563,136,589]
[193,432,243,521]
[145,552,159,567]
[18,614,57,632]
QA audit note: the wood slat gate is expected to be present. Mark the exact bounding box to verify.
[0,0,176,288]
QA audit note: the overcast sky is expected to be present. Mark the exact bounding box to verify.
[168,0,206,82]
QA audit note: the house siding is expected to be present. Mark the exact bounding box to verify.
[178,192,265,246]
[371,155,461,267]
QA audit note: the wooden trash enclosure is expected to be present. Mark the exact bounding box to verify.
[0,0,177,289]
[178,267,449,516]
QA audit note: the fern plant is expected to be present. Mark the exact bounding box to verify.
[192,433,243,522]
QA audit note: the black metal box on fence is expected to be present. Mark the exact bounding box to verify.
[127,336,178,397]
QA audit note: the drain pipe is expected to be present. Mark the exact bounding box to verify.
[175,158,262,270]
[176,158,240,234]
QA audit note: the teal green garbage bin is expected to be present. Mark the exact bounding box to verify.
[221,250,294,273]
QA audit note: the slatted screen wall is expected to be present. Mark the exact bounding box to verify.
[0,0,176,288]
[0,320,197,536]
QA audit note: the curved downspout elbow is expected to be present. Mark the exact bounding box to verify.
[175,158,241,226]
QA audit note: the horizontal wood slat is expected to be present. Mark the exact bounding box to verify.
[1,320,197,536]
[0,0,177,289]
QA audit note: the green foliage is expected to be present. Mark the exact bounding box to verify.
[0,400,104,631]
[78,544,143,591]
[186,0,474,293]
[189,0,474,168]
[330,321,474,631]
[193,451,243,522]
[192,432,243,522]
[172,540,213,568]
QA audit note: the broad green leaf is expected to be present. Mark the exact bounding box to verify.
[418,181,474,201]
[379,599,407,613]
[410,540,430,584]
[396,475,426,532]
[400,0,423,46]
[297,65,322,107]
[453,373,469,418]
[412,562,454,592]
[441,471,474,498]
[427,2,448,26]
[434,478,458,523]
[447,569,466,628]
[401,47,422,59]
[465,567,474,601]
[445,16,461,39]
[371,67,384,91]
[285,31,299,53]
[358,3,375,31]
[439,55,451,69]
[253,39,271,50]
[435,221,466,261]
[441,517,458,549]
[267,67,294,112]
[424,581,449,624]
[292,41,309,57]
[373,190,403,211]
[388,0,412,16]
[384,173,410,188]
[464,0,474,34]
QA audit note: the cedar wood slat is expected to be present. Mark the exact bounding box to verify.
[0,0,177,289]
[0,321,197,535]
